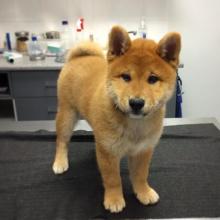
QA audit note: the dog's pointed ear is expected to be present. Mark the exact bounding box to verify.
[157,32,181,68]
[107,26,131,61]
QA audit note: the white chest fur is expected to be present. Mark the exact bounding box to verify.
[101,118,163,158]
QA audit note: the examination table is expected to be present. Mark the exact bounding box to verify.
[0,119,220,219]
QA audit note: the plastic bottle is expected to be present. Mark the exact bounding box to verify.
[61,20,69,50]
[138,16,147,39]
[61,20,73,51]
[28,36,45,61]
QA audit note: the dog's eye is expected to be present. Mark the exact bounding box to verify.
[148,74,159,84]
[121,73,131,82]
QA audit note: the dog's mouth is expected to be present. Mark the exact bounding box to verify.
[129,112,147,119]
[120,102,165,119]
[115,105,149,119]
[128,110,149,119]
[113,101,151,119]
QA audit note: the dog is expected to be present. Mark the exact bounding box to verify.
[52,26,181,213]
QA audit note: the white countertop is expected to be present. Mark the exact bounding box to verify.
[0,55,63,71]
[0,117,219,132]
[0,53,184,72]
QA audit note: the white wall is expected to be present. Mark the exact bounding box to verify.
[0,0,169,48]
[1,0,219,120]
[168,0,220,120]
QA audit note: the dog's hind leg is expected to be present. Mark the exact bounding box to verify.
[52,105,78,174]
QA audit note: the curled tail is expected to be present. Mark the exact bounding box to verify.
[66,41,104,62]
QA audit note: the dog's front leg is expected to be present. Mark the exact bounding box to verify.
[96,144,125,213]
[128,147,159,205]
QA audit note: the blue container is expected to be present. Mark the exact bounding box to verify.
[6,33,12,51]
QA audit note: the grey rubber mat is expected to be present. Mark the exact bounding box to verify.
[0,124,220,219]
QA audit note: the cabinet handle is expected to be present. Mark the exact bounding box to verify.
[47,107,57,114]
[44,82,57,88]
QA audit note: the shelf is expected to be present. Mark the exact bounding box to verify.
[0,73,11,100]
[0,94,12,100]
[0,100,14,119]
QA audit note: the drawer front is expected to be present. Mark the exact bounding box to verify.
[15,97,57,121]
[15,96,176,121]
[11,70,59,97]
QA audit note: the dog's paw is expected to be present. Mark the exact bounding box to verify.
[52,158,69,174]
[104,194,126,213]
[136,187,159,205]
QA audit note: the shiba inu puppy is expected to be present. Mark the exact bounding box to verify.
[52,26,181,213]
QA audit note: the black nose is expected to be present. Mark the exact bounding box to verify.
[129,98,145,112]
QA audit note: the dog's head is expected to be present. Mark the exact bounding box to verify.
[106,26,181,119]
